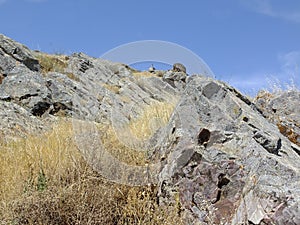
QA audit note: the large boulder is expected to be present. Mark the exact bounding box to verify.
[173,62,187,73]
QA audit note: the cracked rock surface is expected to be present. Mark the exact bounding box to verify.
[1,34,299,224]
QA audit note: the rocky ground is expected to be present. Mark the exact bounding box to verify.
[0,34,299,224]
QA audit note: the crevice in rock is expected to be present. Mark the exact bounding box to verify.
[0,45,40,72]
[212,174,230,204]
[31,102,51,116]
[248,123,259,130]
[198,128,210,147]
[171,126,176,134]
[276,139,282,154]
[213,190,222,204]
[79,59,93,73]
[12,47,19,54]
[243,116,249,122]
[217,174,230,189]
[162,79,176,88]
[19,93,38,101]
[291,145,300,156]
[253,131,281,155]
[228,86,252,105]
[0,96,11,102]
[228,86,264,116]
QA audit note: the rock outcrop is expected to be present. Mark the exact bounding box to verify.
[151,78,300,224]
[0,34,40,73]
[0,34,299,224]
[255,90,300,148]
[163,70,187,91]
[173,62,187,73]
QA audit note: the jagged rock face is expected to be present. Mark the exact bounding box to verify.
[0,34,300,224]
[0,35,179,138]
[0,101,47,140]
[255,90,300,148]
[152,77,300,224]
[0,34,40,72]
[163,71,187,91]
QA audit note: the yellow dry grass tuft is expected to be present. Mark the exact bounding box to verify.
[35,52,69,74]
[35,52,80,81]
[0,116,183,224]
[102,83,121,94]
[0,120,82,202]
[100,125,148,166]
[129,100,177,140]
[132,71,158,78]
[97,100,177,165]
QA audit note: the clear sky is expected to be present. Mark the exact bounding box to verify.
[0,0,299,95]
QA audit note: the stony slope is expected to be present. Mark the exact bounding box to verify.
[0,34,299,224]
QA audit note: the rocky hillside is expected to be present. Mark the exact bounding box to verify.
[0,34,299,225]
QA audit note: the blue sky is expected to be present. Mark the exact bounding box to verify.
[0,0,299,95]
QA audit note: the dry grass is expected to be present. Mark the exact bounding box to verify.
[97,100,177,166]
[35,52,80,81]
[0,121,80,202]
[102,83,121,94]
[100,125,148,166]
[0,119,184,224]
[35,52,69,74]
[129,101,177,140]
[132,71,158,78]
[277,120,300,146]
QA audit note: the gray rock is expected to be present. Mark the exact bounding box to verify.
[153,76,300,224]
[173,63,186,73]
[0,101,50,140]
[255,90,300,147]
[163,71,187,91]
[0,35,299,225]
[0,34,40,72]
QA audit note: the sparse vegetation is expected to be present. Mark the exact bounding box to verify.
[99,124,148,166]
[102,83,121,94]
[129,101,177,140]
[132,71,159,78]
[35,52,80,81]
[35,52,69,74]
[0,114,183,224]
[97,100,177,166]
